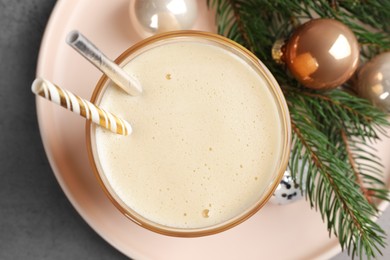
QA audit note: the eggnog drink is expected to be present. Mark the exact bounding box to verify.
[88,32,290,236]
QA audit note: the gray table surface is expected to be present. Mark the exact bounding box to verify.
[0,1,389,259]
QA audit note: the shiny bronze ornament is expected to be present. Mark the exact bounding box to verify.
[276,19,360,90]
[355,52,390,112]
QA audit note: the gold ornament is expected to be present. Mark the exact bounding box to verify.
[355,52,390,112]
[275,19,360,90]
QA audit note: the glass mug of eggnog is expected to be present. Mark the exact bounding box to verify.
[86,31,291,237]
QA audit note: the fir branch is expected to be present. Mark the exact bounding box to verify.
[208,0,390,258]
[227,0,255,52]
[287,89,388,258]
[287,87,389,258]
[338,0,390,33]
[341,129,373,205]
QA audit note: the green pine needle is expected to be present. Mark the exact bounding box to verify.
[208,0,390,258]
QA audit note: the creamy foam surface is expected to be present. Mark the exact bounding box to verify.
[94,41,283,229]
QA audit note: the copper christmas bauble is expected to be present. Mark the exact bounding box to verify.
[284,19,360,90]
[355,52,390,112]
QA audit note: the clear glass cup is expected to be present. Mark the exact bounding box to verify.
[86,31,291,237]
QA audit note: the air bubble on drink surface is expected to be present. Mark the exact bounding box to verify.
[165,73,172,80]
[202,209,210,218]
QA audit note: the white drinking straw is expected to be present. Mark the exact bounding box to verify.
[66,30,142,96]
[32,78,132,136]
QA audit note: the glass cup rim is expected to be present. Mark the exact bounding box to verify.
[86,30,291,237]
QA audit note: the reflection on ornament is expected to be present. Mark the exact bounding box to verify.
[291,52,319,80]
[129,0,198,38]
[276,19,360,90]
[328,35,352,60]
[355,52,390,112]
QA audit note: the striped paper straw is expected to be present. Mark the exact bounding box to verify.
[32,78,132,136]
[66,31,142,96]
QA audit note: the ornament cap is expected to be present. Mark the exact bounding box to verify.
[272,39,286,65]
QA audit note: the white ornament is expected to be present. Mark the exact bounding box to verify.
[270,162,308,205]
[270,169,303,205]
[129,0,198,38]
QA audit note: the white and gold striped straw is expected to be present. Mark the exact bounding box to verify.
[32,78,132,136]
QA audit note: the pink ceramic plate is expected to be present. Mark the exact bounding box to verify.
[36,0,390,259]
